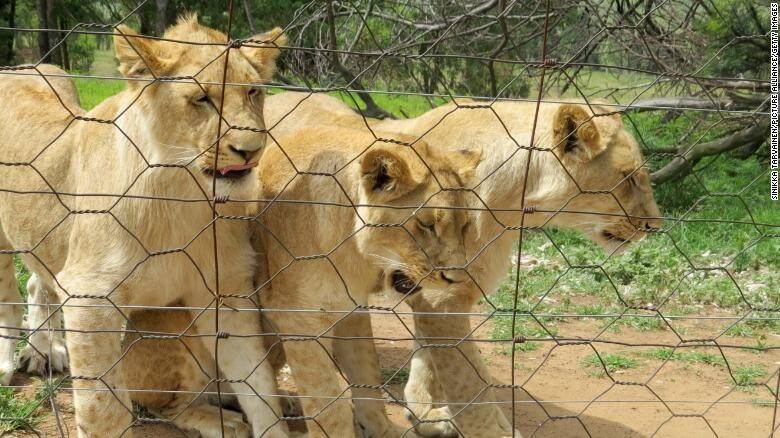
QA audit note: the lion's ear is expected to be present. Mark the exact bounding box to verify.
[552,104,607,163]
[449,147,483,182]
[360,147,425,200]
[241,27,287,81]
[114,25,168,78]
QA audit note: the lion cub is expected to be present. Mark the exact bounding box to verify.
[253,126,483,437]
[0,16,288,437]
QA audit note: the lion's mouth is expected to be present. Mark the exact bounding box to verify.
[391,270,422,295]
[601,230,629,243]
[202,162,258,180]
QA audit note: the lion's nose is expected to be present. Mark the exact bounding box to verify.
[641,217,662,232]
[228,143,263,162]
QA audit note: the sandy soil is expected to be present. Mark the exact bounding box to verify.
[6,295,780,437]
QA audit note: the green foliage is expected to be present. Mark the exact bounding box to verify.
[732,365,766,387]
[13,256,29,300]
[641,348,725,366]
[67,35,98,72]
[380,367,410,385]
[73,77,125,110]
[581,353,638,376]
[692,0,768,77]
[0,382,51,433]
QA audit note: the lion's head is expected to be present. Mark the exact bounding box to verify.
[113,15,286,195]
[356,140,483,296]
[538,102,662,252]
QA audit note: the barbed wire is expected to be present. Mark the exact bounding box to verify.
[0,0,775,437]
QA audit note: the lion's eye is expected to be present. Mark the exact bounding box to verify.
[193,94,212,105]
[416,219,435,232]
[248,88,259,97]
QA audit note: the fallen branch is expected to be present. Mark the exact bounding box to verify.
[650,118,769,184]
[625,97,738,112]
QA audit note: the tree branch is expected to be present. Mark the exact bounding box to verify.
[325,0,393,119]
[624,97,739,112]
[650,118,769,184]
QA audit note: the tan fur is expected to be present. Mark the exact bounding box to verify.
[253,125,483,437]
[263,92,662,437]
[0,16,288,438]
[0,64,82,385]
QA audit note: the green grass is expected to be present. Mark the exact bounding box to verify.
[327,90,450,118]
[13,256,30,300]
[581,353,639,377]
[607,315,667,333]
[73,77,125,110]
[641,348,725,366]
[0,378,60,433]
[380,367,410,385]
[732,365,767,387]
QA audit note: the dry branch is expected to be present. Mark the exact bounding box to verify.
[650,117,769,184]
[325,0,393,119]
[625,97,739,112]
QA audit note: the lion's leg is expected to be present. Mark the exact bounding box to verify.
[60,284,135,438]
[188,297,288,438]
[266,306,355,438]
[403,348,455,437]
[412,311,518,438]
[333,311,412,437]
[163,403,252,438]
[18,273,69,375]
[123,309,251,438]
[0,229,23,385]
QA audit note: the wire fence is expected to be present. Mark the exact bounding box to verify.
[0,0,776,437]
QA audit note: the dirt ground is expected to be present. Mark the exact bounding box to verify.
[6,294,780,437]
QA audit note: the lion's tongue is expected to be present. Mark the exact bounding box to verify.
[218,161,258,175]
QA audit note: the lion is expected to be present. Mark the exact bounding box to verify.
[252,124,484,437]
[0,63,83,385]
[0,16,289,437]
[263,91,662,437]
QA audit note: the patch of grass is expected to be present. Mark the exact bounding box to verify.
[73,77,125,110]
[749,398,775,409]
[380,367,410,385]
[581,353,639,376]
[641,348,724,366]
[732,365,766,387]
[0,379,57,433]
[607,315,667,333]
[329,90,450,118]
[13,256,30,300]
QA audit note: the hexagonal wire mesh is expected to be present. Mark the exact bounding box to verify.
[0,0,776,436]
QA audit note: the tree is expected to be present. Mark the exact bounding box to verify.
[0,0,15,64]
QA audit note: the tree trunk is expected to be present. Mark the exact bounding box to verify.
[0,0,15,64]
[139,6,153,36]
[155,0,169,37]
[36,0,50,61]
[58,15,68,70]
[44,0,60,65]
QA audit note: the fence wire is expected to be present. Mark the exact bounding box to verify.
[0,0,776,437]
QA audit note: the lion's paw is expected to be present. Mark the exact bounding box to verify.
[194,408,251,438]
[17,337,68,375]
[0,360,14,385]
[406,406,458,437]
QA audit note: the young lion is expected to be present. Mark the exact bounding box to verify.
[253,125,483,437]
[62,124,481,437]
[0,17,288,437]
[264,92,663,437]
